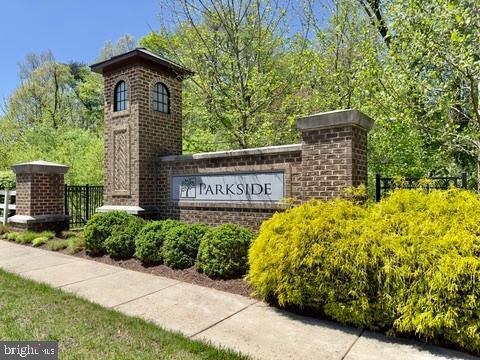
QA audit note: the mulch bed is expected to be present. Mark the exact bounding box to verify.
[63,249,256,298]
[0,233,256,298]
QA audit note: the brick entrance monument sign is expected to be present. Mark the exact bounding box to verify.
[91,48,374,228]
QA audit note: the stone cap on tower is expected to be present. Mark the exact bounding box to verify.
[11,160,69,175]
[90,47,194,77]
[297,109,374,132]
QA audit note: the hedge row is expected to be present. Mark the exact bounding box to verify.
[84,212,254,279]
[248,189,480,354]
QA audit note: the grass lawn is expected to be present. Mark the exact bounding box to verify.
[0,269,248,359]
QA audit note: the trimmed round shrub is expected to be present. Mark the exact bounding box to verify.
[196,224,254,279]
[105,217,145,259]
[84,211,133,256]
[134,219,184,264]
[163,223,209,269]
[248,189,480,354]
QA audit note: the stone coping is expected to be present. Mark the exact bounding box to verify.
[8,214,69,224]
[296,109,374,131]
[12,160,69,175]
[96,205,159,215]
[159,144,302,162]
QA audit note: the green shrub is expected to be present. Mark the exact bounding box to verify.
[47,239,67,251]
[163,223,209,269]
[39,231,55,239]
[6,232,20,242]
[248,189,480,354]
[84,211,132,256]
[15,232,37,244]
[196,224,254,279]
[32,237,49,247]
[105,217,145,259]
[5,231,54,244]
[134,219,184,264]
[15,231,55,244]
[65,236,86,254]
[0,171,15,190]
[61,231,81,239]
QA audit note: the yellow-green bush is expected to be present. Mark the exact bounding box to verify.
[32,237,49,247]
[5,231,54,244]
[46,239,67,251]
[248,189,480,353]
[5,232,20,242]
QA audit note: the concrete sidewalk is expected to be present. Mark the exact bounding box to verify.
[0,239,477,360]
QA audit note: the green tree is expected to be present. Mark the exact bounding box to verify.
[1,52,105,185]
[303,0,435,178]
[302,0,478,185]
[358,0,480,187]
[141,0,303,151]
[6,53,104,131]
[68,62,104,130]
[0,121,103,185]
[98,34,137,61]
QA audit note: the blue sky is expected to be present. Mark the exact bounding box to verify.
[0,1,330,109]
[0,0,162,103]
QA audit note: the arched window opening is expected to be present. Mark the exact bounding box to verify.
[153,82,170,113]
[114,81,128,112]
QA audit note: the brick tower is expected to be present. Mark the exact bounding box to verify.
[91,48,192,216]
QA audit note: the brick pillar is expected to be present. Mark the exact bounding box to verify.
[90,48,192,217]
[8,160,69,233]
[296,109,374,200]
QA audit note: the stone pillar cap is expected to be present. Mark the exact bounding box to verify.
[12,160,69,174]
[296,109,374,131]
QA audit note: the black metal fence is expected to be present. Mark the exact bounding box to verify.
[375,173,468,202]
[65,185,104,228]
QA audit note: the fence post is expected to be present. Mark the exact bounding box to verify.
[64,183,68,217]
[85,184,90,222]
[2,189,10,225]
[375,174,381,202]
[461,172,467,189]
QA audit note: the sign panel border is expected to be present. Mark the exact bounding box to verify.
[171,170,286,203]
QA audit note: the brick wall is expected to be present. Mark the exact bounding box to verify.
[9,220,69,234]
[28,173,64,216]
[14,172,65,216]
[156,115,372,229]
[158,148,303,228]
[102,62,183,209]
[300,125,368,200]
[14,173,31,215]
[8,161,69,233]
[95,51,374,230]
[351,126,369,186]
